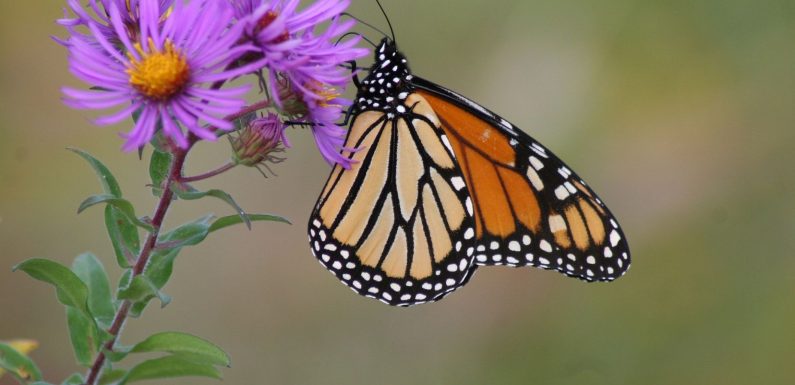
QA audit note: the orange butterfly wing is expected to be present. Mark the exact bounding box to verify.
[414,81,630,281]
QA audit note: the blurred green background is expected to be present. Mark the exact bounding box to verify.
[2,0,794,384]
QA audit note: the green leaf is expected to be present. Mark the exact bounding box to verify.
[102,344,132,363]
[61,373,84,385]
[149,150,171,197]
[209,213,290,233]
[31,382,55,385]
[78,195,153,231]
[143,249,178,291]
[98,369,127,385]
[130,332,230,367]
[105,205,139,268]
[127,216,216,317]
[121,356,221,384]
[156,216,213,250]
[68,148,122,198]
[117,270,132,295]
[172,185,251,229]
[72,253,115,327]
[13,259,90,316]
[117,276,171,309]
[0,342,43,382]
[66,307,97,367]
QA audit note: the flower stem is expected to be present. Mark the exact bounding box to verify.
[83,146,190,385]
[180,161,236,183]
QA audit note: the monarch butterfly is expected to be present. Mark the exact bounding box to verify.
[308,37,630,306]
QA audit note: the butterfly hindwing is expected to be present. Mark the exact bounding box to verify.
[309,105,478,306]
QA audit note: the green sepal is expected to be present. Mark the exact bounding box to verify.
[78,195,154,232]
[68,148,122,198]
[171,184,251,229]
[66,307,97,367]
[72,253,115,328]
[130,332,230,367]
[148,150,172,197]
[60,373,84,385]
[0,342,43,383]
[13,259,91,317]
[105,205,139,269]
[98,369,127,385]
[209,213,290,233]
[120,356,222,384]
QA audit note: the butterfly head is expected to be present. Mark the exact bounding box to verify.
[355,38,413,113]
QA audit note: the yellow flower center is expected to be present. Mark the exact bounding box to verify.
[127,40,190,101]
[310,82,341,108]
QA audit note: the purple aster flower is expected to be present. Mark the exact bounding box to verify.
[62,0,264,150]
[232,0,369,168]
[59,0,175,43]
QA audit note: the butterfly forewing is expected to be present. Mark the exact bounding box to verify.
[414,79,630,281]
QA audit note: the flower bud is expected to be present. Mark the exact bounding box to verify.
[231,113,289,167]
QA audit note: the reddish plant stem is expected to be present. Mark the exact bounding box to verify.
[82,98,271,385]
[83,146,189,385]
[179,161,236,183]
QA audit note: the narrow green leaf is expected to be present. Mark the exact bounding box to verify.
[144,249,178,291]
[78,195,153,231]
[66,307,96,367]
[172,185,251,229]
[126,216,215,317]
[102,344,132,363]
[98,369,127,385]
[117,276,171,308]
[13,259,90,316]
[68,148,122,198]
[0,342,43,382]
[149,150,171,197]
[105,205,139,268]
[209,213,290,233]
[156,216,213,250]
[72,253,115,327]
[60,373,84,385]
[31,382,55,385]
[121,356,221,384]
[117,270,132,295]
[130,332,230,367]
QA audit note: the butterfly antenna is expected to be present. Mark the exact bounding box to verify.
[335,31,377,48]
[341,12,389,40]
[375,0,395,42]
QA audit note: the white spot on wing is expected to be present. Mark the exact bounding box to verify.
[526,168,544,191]
[554,185,570,200]
[451,176,465,191]
[529,156,544,171]
[610,230,621,247]
[441,135,455,157]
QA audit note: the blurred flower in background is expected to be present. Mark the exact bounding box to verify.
[58,0,176,42]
